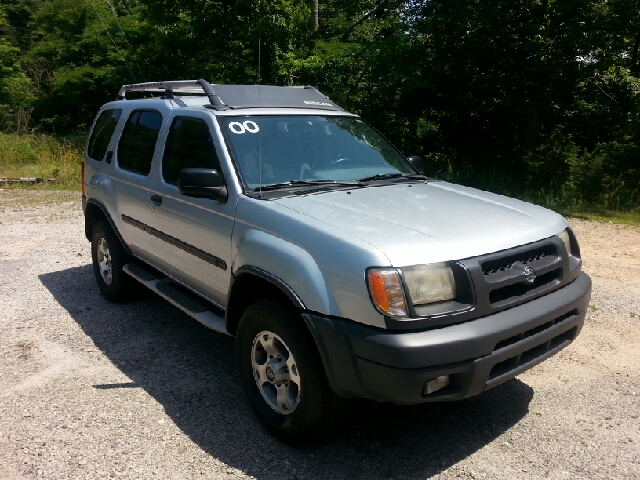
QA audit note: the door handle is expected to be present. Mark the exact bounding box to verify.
[151,195,162,205]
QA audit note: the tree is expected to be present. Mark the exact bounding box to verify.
[0,8,34,133]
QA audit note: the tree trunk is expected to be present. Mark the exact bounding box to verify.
[312,0,319,37]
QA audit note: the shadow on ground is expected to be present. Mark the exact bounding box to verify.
[40,265,533,480]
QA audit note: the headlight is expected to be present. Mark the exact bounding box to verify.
[402,263,457,305]
[558,228,580,258]
[366,268,408,317]
[558,229,572,255]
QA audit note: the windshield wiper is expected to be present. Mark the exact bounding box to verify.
[394,174,429,181]
[356,173,403,182]
[255,179,364,192]
[356,173,430,183]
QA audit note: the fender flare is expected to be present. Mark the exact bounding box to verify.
[231,228,335,315]
[84,199,132,255]
[230,265,305,309]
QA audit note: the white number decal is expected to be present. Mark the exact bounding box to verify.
[228,122,245,134]
[228,121,260,134]
[243,121,259,133]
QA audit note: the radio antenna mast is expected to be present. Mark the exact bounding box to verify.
[258,36,263,198]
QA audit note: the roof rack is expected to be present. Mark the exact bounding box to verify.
[117,79,228,110]
[116,80,344,112]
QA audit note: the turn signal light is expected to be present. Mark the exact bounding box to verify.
[367,269,408,317]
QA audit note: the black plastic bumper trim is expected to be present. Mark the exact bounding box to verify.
[304,272,591,404]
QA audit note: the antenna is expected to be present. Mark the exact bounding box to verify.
[258,37,263,198]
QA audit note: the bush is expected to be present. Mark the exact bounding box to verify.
[0,132,83,187]
[523,129,578,191]
[569,140,640,210]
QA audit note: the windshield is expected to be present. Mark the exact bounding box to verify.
[218,116,414,190]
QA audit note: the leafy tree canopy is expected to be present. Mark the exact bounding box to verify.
[0,0,637,208]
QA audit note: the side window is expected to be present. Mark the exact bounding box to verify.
[117,110,163,176]
[162,117,222,186]
[87,109,122,161]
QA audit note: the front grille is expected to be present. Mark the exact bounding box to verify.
[461,237,566,312]
[482,244,557,276]
[489,270,560,305]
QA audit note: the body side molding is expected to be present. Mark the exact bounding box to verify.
[121,214,227,270]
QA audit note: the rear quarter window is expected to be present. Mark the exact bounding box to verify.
[87,109,122,161]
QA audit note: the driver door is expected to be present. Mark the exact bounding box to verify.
[144,112,235,307]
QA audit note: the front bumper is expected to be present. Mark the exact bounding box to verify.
[303,272,591,404]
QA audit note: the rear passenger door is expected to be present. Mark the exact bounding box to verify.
[111,109,164,257]
[145,113,235,307]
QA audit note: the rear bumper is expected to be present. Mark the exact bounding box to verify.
[303,272,591,404]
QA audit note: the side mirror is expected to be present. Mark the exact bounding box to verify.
[178,168,228,202]
[406,155,425,175]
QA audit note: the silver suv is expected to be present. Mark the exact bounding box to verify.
[82,79,591,442]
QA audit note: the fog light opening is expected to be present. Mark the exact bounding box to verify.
[423,375,450,395]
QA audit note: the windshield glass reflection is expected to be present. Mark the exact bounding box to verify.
[218,116,414,189]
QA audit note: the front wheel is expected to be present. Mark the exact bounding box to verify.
[236,300,342,443]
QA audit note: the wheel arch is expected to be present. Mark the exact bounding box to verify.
[225,267,304,336]
[84,199,132,255]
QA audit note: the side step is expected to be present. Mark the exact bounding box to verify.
[123,263,230,335]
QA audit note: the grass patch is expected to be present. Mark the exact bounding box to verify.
[560,207,640,226]
[0,133,84,190]
[524,195,640,226]
[451,171,640,227]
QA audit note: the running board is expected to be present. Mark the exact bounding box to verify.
[123,263,230,335]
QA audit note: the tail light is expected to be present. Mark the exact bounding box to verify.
[81,162,85,196]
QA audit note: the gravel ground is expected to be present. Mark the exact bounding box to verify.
[1,189,639,480]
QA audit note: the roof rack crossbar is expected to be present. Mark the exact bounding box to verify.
[116,80,229,110]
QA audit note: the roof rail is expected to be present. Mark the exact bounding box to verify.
[116,79,228,110]
[116,81,344,112]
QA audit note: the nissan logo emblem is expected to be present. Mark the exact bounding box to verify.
[524,267,537,283]
[266,366,276,382]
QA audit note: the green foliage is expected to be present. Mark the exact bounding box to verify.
[0,132,83,187]
[523,129,579,190]
[0,9,35,133]
[570,140,640,209]
[0,0,636,212]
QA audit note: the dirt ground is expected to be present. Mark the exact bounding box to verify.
[1,189,639,480]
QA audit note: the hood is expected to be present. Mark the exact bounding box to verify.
[274,181,567,266]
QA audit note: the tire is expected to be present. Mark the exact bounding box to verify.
[236,300,342,444]
[91,219,135,303]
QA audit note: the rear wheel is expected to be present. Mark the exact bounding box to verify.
[91,219,134,302]
[236,300,342,443]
